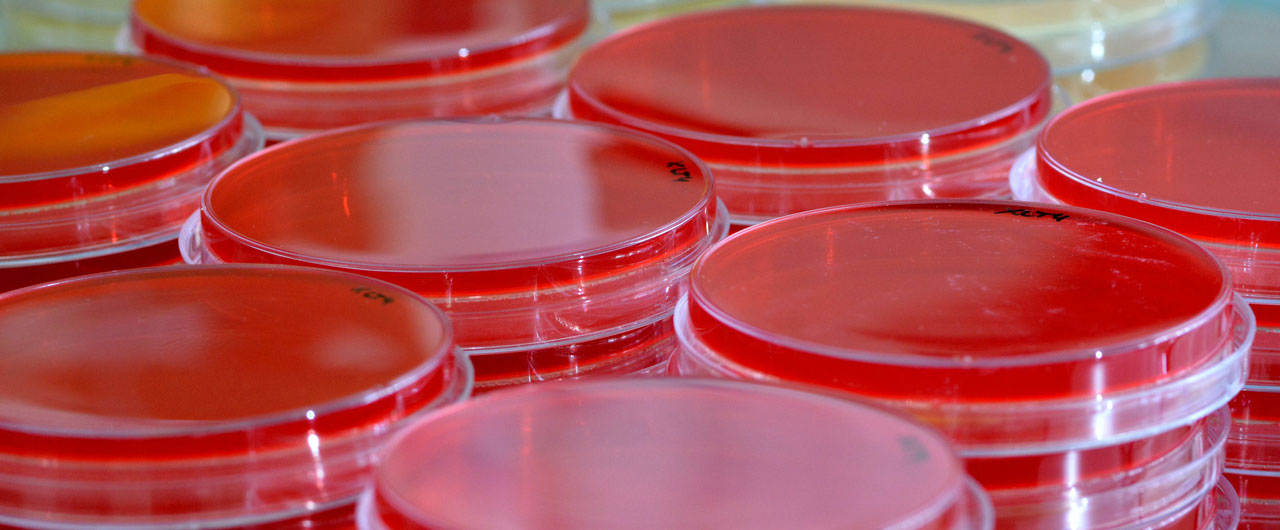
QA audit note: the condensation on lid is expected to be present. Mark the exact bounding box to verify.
[130,0,589,81]
[687,200,1234,401]
[567,5,1051,166]
[0,52,241,208]
[1036,78,1280,248]
[0,265,455,458]
[201,118,717,295]
[369,379,984,530]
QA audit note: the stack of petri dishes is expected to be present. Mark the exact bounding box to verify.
[767,0,1224,100]
[0,265,472,528]
[182,118,728,393]
[356,378,994,530]
[561,5,1055,229]
[124,0,591,142]
[671,200,1251,528]
[0,51,263,293]
[1011,78,1280,528]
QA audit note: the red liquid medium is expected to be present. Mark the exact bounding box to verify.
[366,379,987,530]
[680,200,1245,450]
[200,118,723,350]
[1037,79,1280,249]
[0,265,466,527]
[568,6,1051,221]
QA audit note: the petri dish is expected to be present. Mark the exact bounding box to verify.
[564,5,1053,226]
[968,408,1227,529]
[128,0,590,140]
[1225,470,1280,529]
[187,118,727,389]
[1226,385,1280,470]
[358,378,993,530]
[0,265,471,528]
[1054,37,1209,102]
[0,0,130,51]
[674,200,1251,453]
[1017,78,1280,300]
[0,239,180,294]
[0,52,262,269]
[778,0,1223,74]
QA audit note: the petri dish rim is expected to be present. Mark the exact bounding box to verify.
[1035,78,1280,225]
[567,5,1054,160]
[367,377,981,530]
[128,0,590,80]
[0,264,466,441]
[200,117,719,274]
[0,51,246,185]
[687,199,1236,369]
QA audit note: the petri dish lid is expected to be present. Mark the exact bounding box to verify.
[567,5,1052,167]
[0,52,243,211]
[200,118,719,297]
[1035,78,1280,249]
[366,378,990,530]
[129,0,589,82]
[0,264,459,460]
[686,200,1234,403]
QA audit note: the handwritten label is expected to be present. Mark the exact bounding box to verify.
[971,31,1013,54]
[351,287,394,306]
[667,161,692,182]
[898,436,930,463]
[994,207,1070,222]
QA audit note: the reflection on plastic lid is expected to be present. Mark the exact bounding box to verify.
[566,6,1051,222]
[129,0,590,137]
[678,200,1250,452]
[1037,79,1280,248]
[196,118,725,351]
[0,265,471,527]
[361,379,992,530]
[0,52,262,265]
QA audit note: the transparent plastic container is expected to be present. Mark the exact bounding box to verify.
[775,0,1223,74]
[1054,37,1208,102]
[1,0,130,50]
[357,378,994,530]
[0,52,263,289]
[562,6,1053,227]
[126,0,590,141]
[672,200,1251,454]
[184,118,728,392]
[1010,78,1280,301]
[1225,469,1280,529]
[0,265,473,529]
[966,408,1229,529]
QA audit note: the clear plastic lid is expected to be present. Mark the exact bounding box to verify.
[0,265,471,528]
[195,118,727,350]
[360,378,992,530]
[128,0,590,137]
[129,0,587,82]
[971,408,1227,529]
[566,6,1051,222]
[0,52,263,265]
[678,200,1250,453]
[1033,79,1280,294]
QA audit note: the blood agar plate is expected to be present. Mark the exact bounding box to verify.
[565,6,1053,225]
[358,379,992,530]
[188,118,727,389]
[1016,79,1280,299]
[0,52,262,270]
[128,0,590,140]
[0,265,471,528]
[674,200,1250,453]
